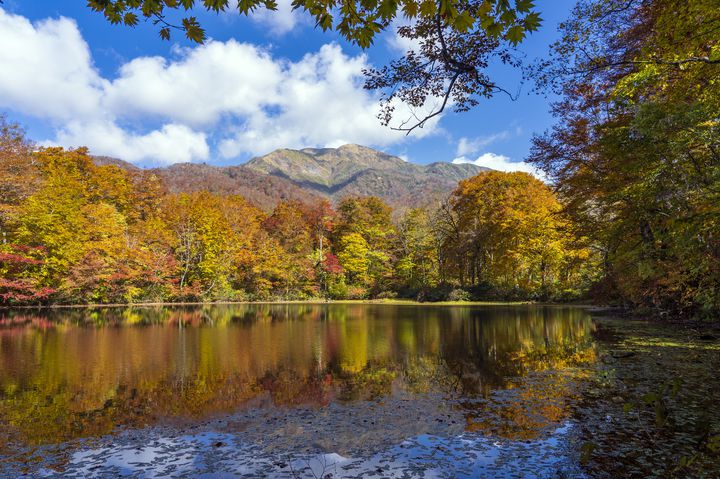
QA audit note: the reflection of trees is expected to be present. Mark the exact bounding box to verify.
[462,371,583,441]
[438,306,595,393]
[335,362,396,401]
[460,337,596,441]
[0,304,595,446]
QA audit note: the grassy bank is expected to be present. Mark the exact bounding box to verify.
[0,298,543,311]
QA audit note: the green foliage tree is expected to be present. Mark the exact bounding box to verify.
[529,0,720,315]
[337,232,371,286]
[395,208,438,291]
[85,0,541,48]
[335,196,396,293]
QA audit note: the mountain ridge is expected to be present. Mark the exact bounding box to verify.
[93,144,490,210]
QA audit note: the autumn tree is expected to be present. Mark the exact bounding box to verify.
[0,244,55,305]
[262,200,317,297]
[9,149,133,300]
[529,0,720,315]
[440,171,593,298]
[301,199,341,296]
[0,117,604,304]
[161,192,268,299]
[6,148,178,303]
[0,115,40,240]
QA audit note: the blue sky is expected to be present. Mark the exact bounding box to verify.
[0,1,572,170]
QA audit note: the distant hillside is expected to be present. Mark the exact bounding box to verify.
[244,144,407,188]
[93,157,321,211]
[150,164,321,211]
[93,145,489,210]
[245,144,490,207]
[93,156,139,170]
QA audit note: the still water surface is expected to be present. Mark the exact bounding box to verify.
[0,303,596,477]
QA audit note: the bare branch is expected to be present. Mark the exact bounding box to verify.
[392,71,461,135]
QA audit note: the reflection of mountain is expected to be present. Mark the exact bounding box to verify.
[0,305,595,447]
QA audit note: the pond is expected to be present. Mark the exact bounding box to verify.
[0,304,717,478]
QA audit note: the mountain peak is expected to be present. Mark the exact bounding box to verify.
[335,143,377,153]
[245,144,407,188]
[243,144,487,205]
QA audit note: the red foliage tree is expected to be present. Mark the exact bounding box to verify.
[0,244,55,305]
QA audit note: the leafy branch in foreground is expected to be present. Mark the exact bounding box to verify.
[86,0,541,47]
[84,0,542,130]
[363,5,533,134]
[529,0,720,94]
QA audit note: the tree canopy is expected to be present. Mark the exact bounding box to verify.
[0,122,593,305]
[529,0,720,316]
[86,0,541,47]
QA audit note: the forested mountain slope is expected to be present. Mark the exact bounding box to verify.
[245,144,489,207]
[93,145,488,210]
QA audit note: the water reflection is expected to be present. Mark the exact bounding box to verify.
[0,304,595,447]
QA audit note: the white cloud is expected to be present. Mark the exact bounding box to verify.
[250,0,305,35]
[456,131,511,156]
[218,44,440,157]
[0,8,441,165]
[453,153,544,179]
[52,122,209,165]
[0,9,106,121]
[103,41,283,126]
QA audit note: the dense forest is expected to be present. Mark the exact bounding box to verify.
[528,0,720,317]
[0,124,596,305]
[1,0,718,319]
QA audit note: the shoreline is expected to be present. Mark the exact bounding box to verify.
[5,302,714,328]
[0,298,572,311]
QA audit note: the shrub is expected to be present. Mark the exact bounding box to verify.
[375,290,398,299]
[328,278,348,300]
[448,288,471,302]
[346,285,368,300]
